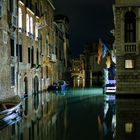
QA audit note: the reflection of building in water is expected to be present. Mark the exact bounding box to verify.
[116,99,140,140]
[98,95,116,140]
[104,95,116,139]
[0,92,67,140]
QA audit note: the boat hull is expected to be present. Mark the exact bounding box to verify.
[0,95,21,121]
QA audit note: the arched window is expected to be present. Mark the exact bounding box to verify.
[18,7,22,29]
[30,17,33,34]
[26,14,29,36]
[39,34,42,53]
[124,11,136,43]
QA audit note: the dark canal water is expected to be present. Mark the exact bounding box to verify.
[0,88,116,140]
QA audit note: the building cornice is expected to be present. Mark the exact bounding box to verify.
[19,1,24,6]
[47,0,55,10]
[115,4,140,8]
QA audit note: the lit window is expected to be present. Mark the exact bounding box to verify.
[125,123,133,133]
[125,60,135,69]
[18,7,22,30]
[26,14,29,36]
[35,23,38,40]
[30,17,33,34]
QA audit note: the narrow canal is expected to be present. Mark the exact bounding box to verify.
[0,88,115,140]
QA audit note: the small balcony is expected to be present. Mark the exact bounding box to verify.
[19,63,30,71]
[124,42,138,55]
[26,3,35,14]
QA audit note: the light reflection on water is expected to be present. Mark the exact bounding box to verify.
[0,88,116,140]
[116,98,140,140]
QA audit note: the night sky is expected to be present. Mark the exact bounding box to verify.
[54,0,115,57]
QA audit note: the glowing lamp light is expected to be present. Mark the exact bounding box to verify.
[125,123,133,133]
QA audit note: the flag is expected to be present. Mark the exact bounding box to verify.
[102,43,109,59]
[106,55,111,68]
[97,39,103,64]
[97,39,110,64]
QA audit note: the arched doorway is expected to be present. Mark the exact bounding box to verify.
[34,76,39,94]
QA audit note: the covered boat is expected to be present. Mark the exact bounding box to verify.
[50,80,69,91]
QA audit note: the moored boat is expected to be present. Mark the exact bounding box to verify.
[0,95,21,120]
[49,80,69,91]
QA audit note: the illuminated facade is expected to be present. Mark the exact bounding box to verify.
[18,0,39,97]
[71,55,85,87]
[0,0,69,100]
[114,0,140,94]
[17,0,56,97]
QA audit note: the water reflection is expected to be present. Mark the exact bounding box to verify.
[102,95,116,140]
[33,93,39,111]
[116,98,140,140]
[24,97,28,116]
[0,88,116,140]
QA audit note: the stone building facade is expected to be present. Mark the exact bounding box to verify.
[0,0,69,100]
[17,0,56,97]
[114,0,140,94]
[54,15,70,81]
[71,55,85,88]
[0,0,17,100]
[53,21,65,81]
[114,1,140,140]
[83,42,105,87]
